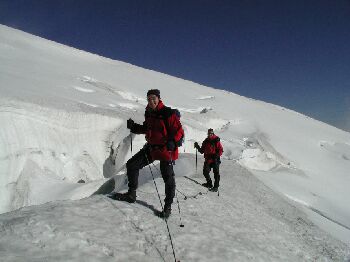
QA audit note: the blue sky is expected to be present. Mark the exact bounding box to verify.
[1,0,350,131]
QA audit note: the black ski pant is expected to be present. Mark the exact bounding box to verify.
[203,161,220,188]
[126,146,176,207]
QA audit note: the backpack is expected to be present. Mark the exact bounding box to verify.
[207,137,220,153]
[172,109,185,147]
[160,107,185,147]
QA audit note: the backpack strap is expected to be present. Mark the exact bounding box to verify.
[158,106,175,139]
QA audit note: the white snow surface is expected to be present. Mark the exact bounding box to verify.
[0,25,349,261]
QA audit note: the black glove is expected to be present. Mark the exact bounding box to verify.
[215,154,221,164]
[127,118,134,130]
[194,142,199,149]
[167,140,176,151]
[210,154,217,159]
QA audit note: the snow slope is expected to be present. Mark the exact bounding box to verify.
[0,24,350,260]
[1,156,349,261]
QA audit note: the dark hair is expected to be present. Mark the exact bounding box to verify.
[208,128,214,134]
[147,89,160,98]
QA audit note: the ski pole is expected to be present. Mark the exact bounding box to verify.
[175,191,184,228]
[144,152,178,262]
[130,133,133,154]
[176,188,188,200]
[150,156,186,228]
[195,148,198,174]
[169,155,184,228]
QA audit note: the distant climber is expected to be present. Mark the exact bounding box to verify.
[194,128,223,192]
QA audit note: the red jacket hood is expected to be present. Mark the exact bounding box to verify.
[207,134,219,141]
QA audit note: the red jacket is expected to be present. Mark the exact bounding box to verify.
[131,101,184,161]
[198,135,223,164]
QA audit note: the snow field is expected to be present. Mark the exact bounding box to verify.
[0,156,348,261]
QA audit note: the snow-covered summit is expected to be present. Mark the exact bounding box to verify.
[0,24,349,260]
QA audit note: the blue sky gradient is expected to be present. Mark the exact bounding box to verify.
[1,0,350,131]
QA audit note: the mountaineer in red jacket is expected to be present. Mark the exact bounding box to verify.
[118,89,184,218]
[194,129,223,192]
